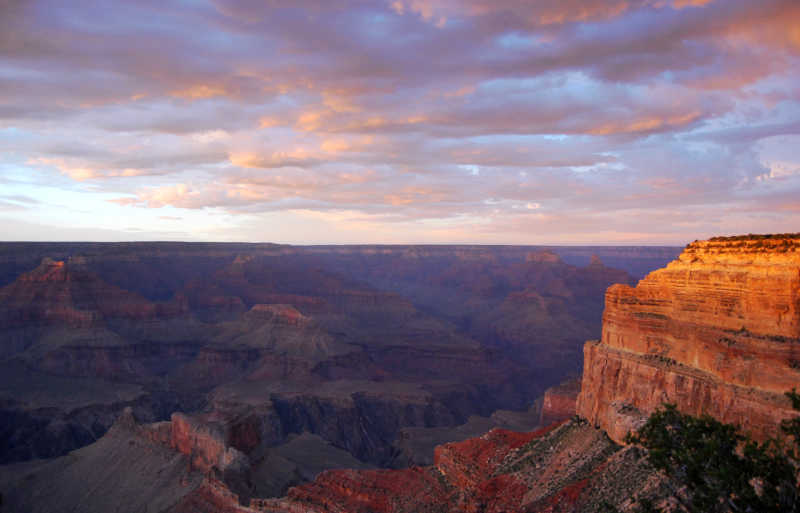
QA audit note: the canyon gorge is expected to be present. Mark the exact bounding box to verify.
[4,237,795,512]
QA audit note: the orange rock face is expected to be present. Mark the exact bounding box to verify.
[540,378,580,427]
[247,304,308,325]
[169,413,249,474]
[578,235,800,443]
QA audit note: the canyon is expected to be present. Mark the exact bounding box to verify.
[0,244,672,488]
[227,233,798,513]
[7,240,757,512]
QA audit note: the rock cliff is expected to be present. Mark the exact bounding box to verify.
[540,377,580,427]
[577,234,800,443]
[245,234,800,512]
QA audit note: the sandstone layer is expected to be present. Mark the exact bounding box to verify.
[540,377,581,427]
[0,257,186,329]
[578,234,800,443]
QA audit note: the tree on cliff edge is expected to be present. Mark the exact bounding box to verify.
[626,392,800,513]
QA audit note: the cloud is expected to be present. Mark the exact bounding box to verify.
[389,0,721,29]
[228,150,322,169]
[0,0,798,243]
[0,194,39,204]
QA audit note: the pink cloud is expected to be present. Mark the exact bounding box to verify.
[2,0,798,243]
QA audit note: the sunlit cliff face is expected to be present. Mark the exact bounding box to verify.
[1,0,799,244]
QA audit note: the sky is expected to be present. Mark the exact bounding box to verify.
[1,0,799,245]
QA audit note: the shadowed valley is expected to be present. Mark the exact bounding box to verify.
[0,243,680,511]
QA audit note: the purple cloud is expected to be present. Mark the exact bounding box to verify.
[0,0,798,243]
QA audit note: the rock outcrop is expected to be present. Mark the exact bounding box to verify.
[257,420,664,513]
[246,234,800,512]
[0,409,206,513]
[540,377,581,427]
[578,234,800,443]
[169,412,249,474]
[0,257,187,329]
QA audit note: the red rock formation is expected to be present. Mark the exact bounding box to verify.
[540,378,580,427]
[168,412,252,474]
[578,234,800,443]
[170,413,230,473]
[286,466,451,513]
[257,419,663,513]
[0,257,186,328]
[257,426,554,513]
[434,427,544,491]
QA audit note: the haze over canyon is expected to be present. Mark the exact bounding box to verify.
[1,234,797,512]
[0,242,676,510]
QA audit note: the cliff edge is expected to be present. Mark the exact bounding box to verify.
[577,233,800,443]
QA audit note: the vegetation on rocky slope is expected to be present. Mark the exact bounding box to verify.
[706,233,800,242]
[626,392,800,512]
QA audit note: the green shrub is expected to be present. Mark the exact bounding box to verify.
[624,393,800,512]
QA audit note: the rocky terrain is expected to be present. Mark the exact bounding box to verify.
[539,377,581,428]
[0,242,673,509]
[207,233,797,513]
[0,252,513,468]
[577,234,800,443]
[3,235,797,511]
[307,248,639,385]
[259,420,662,513]
[1,405,666,513]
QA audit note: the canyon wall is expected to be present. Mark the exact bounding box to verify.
[1,242,642,467]
[539,377,580,427]
[577,234,800,443]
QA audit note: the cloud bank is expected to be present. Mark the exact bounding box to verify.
[0,0,798,243]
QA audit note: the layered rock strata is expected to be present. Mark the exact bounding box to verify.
[540,377,580,427]
[257,420,664,513]
[0,257,187,328]
[578,234,800,443]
